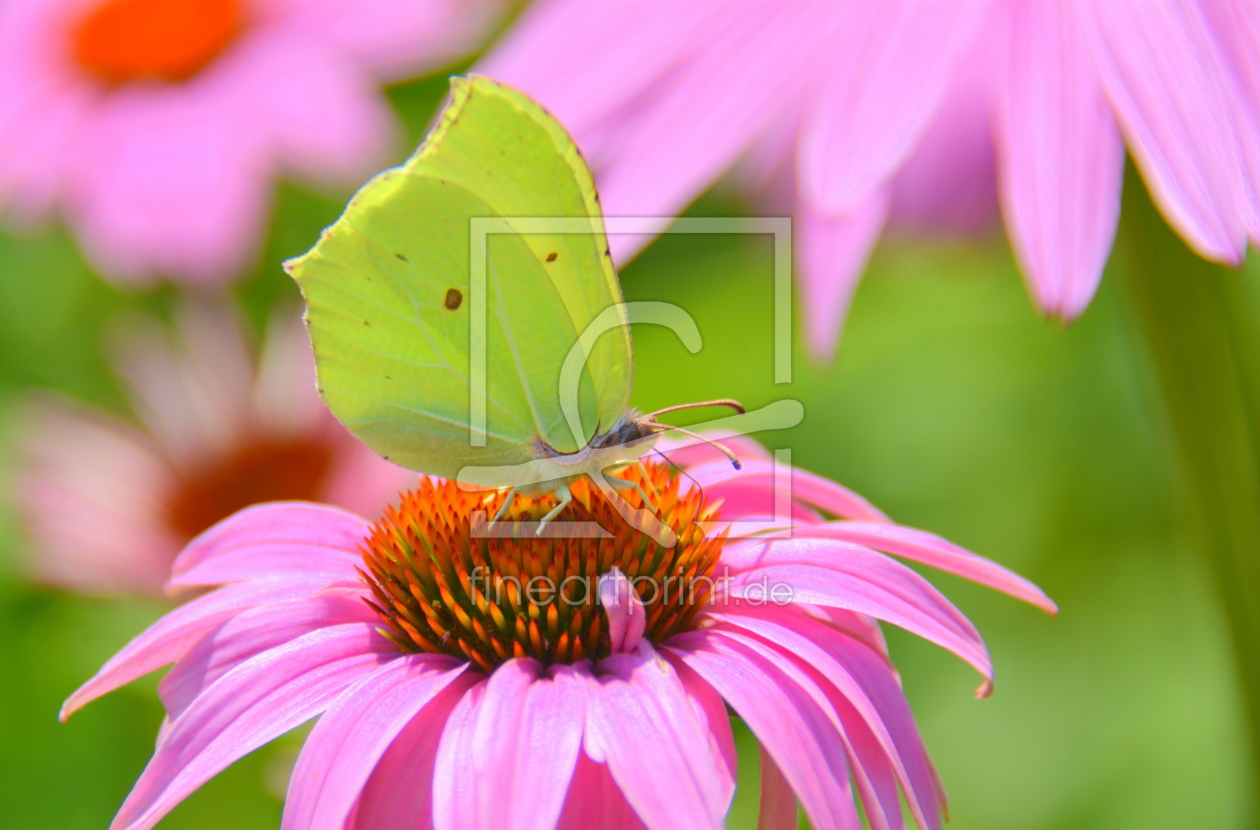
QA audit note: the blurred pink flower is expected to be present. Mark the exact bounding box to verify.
[13,302,414,595]
[0,0,496,287]
[480,0,1260,357]
[63,451,1053,830]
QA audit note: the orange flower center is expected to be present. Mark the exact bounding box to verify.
[360,461,726,673]
[72,0,245,84]
[164,435,335,540]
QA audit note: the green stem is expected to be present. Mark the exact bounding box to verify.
[1118,169,1260,813]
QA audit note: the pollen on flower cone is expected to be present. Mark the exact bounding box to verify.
[73,0,244,84]
[360,461,726,673]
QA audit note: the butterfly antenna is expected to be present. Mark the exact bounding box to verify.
[647,398,746,418]
[653,447,707,504]
[650,424,742,470]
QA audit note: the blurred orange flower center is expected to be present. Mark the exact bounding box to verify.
[72,0,245,84]
[361,461,726,673]
[164,435,335,541]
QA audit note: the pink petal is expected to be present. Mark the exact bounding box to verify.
[718,537,993,686]
[583,644,729,830]
[13,394,180,595]
[599,568,646,654]
[110,302,254,466]
[0,1,93,221]
[433,660,586,830]
[349,675,477,830]
[1076,0,1250,262]
[799,0,992,215]
[282,655,468,830]
[667,631,860,830]
[65,86,270,287]
[228,29,396,186]
[556,751,647,830]
[992,0,1125,320]
[788,522,1057,613]
[758,745,799,830]
[688,460,892,523]
[587,7,839,262]
[478,0,726,145]
[1199,0,1260,243]
[111,623,397,830]
[671,659,738,804]
[169,502,369,590]
[887,39,999,237]
[711,607,942,829]
[160,586,376,719]
[797,186,890,361]
[60,575,331,721]
[271,0,499,80]
[656,431,774,470]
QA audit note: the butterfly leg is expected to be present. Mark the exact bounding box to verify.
[491,488,518,524]
[604,474,658,511]
[535,484,573,536]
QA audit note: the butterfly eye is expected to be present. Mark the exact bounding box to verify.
[444,288,463,310]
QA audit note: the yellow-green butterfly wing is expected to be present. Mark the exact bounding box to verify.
[286,75,632,478]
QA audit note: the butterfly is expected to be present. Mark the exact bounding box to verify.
[286,75,764,544]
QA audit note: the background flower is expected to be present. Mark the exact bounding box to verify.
[479,0,1260,356]
[62,454,1052,830]
[12,302,414,595]
[0,0,497,287]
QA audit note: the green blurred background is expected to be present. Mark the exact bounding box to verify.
[0,75,1250,829]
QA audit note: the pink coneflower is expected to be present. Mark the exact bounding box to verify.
[13,302,414,595]
[0,0,496,286]
[480,0,1260,356]
[63,453,1054,829]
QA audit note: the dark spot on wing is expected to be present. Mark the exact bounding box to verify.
[604,247,611,257]
[445,288,464,310]
[395,252,409,263]
[546,252,558,262]
[363,320,372,327]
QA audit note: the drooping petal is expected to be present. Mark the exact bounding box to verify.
[228,29,396,186]
[799,0,992,215]
[599,567,646,654]
[272,0,499,80]
[788,522,1057,612]
[671,658,738,804]
[718,537,993,686]
[60,574,332,721]
[586,6,839,262]
[13,394,180,595]
[1198,0,1260,244]
[583,644,729,830]
[110,623,397,830]
[281,654,468,830]
[710,607,942,829]
[65,84,271,286]
[687,460,891,523]
[992,0,1125,320]
[432,660,586,830]
[1076,0,1251,262]
[555,751,647,830]
[797,186,890,360]
[887,39,999,236]
[656,431,774,470]
[110,301,255,467]
[667,630,860,830]
[169,502,369,590]
[757,745,799,830]
[160,586,377,719]
[349,675,477,830]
